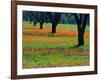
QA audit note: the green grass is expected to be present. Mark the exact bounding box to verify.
[23,21,89,32]
[23,51,89,68]
[22,21,90,68]
[23,42,89,49]
[23,35,89,49]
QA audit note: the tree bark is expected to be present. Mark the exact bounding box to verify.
[74,14,88,46]
[40,25,43,29]
[34,21,37,27]
[78,30,84,46]
[48,13,61,33]
[52,23,57,33]
[40,22,43,29]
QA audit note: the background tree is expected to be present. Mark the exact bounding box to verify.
[59,13,75,24]
[23,11,48,29]
[38,12,48,29]
[48,12,61,33]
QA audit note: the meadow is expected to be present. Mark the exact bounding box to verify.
[22,21,90,68]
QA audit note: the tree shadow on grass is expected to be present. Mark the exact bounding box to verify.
[69,44,84,49]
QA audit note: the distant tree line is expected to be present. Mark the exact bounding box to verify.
[23,11,90,47]
[23,11,89,24]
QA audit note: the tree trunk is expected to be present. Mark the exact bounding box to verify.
[40,23,43,29]
[48,13,61,33]
[34,22,37,27]
[78,14,88,46]
[52,23,57,33]
[73,14,88,46]
[78,30,84,46]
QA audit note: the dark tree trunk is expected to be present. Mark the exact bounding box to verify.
[52,23,57,33]
[34,22,37,27]
[40,22,43,29]
[48,13,61,33]
[40,25,43,29]
[74,14,88,46]
[76,24,84,46]
[78,30,84,46]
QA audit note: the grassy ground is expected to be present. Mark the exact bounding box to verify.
[22,21,90,69]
